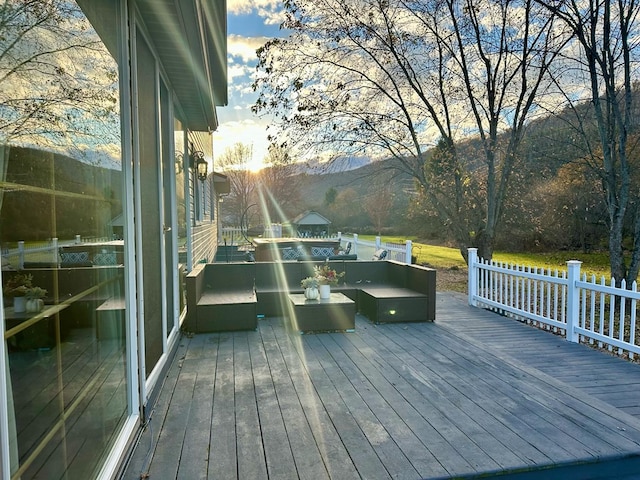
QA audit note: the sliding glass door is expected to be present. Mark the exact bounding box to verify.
[0,2,130,478]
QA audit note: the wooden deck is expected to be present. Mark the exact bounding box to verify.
[120,293,640,479]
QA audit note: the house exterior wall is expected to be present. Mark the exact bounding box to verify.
[192,223,218,266]
[186,131,219,269]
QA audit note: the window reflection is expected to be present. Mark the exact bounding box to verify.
[0,2,126,478]
[175,121,187,316]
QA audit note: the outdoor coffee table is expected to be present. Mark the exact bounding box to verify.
[287,292,355,333]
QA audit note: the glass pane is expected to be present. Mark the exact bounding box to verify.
[136,31,163,374]
[160,81,174,334]
[175,121,186,316]
[0,2,127,478]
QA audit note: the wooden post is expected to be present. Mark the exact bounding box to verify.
[52,238,58,265]
[17,241,24,270]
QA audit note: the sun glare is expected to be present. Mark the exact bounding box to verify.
[247,159,265,172]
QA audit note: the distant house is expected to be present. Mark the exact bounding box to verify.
[108,213,124,240]
[292,211,332,237]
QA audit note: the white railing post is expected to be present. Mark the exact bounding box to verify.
[353,233,359,257]
[17,241,24,270]
[566,260,582,343]
[468,248,478,306]
[405,240,412,264]
[375,236,381,250]
[75,234,81,244]
[52,238,58,265]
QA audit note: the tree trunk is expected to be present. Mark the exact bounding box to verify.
[458,229,493,265]
[459,246,469,264]
[609,224,627,285]
[475,231,493,262]
[628,212,640,285]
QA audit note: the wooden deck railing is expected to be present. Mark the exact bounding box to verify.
[468,248,640,360]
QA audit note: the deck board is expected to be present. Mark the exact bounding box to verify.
[354,327,554,469]
[121,292,640,479]
[272,322,386,480]
[313,333,421,479]
[248,324,298,480]
[176,340,217,480]
[435,293,640,420]
[369,324,582,468]
[122,340,187,479]
[235,331,270,480]
[209,334,238,480]
[147,369,196,480]
[324,333,449,478]
[258,323,330,480]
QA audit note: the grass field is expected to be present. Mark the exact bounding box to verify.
[368,236,614,292]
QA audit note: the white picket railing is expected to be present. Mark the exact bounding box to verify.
[218,228,414,264]
[468,248,640,359]
[337,233,412,263]
[2,238,61,269]
[3,235,118,269]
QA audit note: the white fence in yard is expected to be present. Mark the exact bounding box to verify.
[337,233,412,263]
[468,248,640,360]
[218,227,414,264]
[3,235,115,269]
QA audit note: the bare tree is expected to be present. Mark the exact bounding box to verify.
[217,143,259,230]
[256,143,302,222]
[254,0,566,261]
[0,0,119,160]
[363,175,394,235]
[536,0,640,284]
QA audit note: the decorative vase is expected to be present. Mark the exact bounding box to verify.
[319,284,331,299]
[13,296,26,313]
[304,287,319,300]
[26,298,44,313]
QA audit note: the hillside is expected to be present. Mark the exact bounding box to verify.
[295,158,416,207]
[279,96,610,242]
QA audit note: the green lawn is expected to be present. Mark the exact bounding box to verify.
[371,235,612,279]
[491,251,611,279]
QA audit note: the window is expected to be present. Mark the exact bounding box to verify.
[0,2,128,477]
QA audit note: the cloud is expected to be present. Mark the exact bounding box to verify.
[227,62,252,85]
[214,4,287,167]
[212,117,272,164]
[227,0,284,24]
[228,34,270,63]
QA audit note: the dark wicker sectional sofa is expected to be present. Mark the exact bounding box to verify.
[185,260,436,333]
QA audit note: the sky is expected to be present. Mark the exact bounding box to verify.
[211,0,287,170]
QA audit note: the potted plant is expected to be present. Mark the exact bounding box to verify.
[3,272,33,313]
[301,276,320,300]
[312,262,345,299]
[25,286,47,313]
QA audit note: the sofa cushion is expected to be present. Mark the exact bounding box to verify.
[311,246,335,257]
[60,251,91,266]
[204,263,256,292]
[343,261,387,286]
[255,261,303,291]
[93,252,118,265]
[282,246,305,260]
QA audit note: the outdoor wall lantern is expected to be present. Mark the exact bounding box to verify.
[191,150,208,182]
[175,151,184,175]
